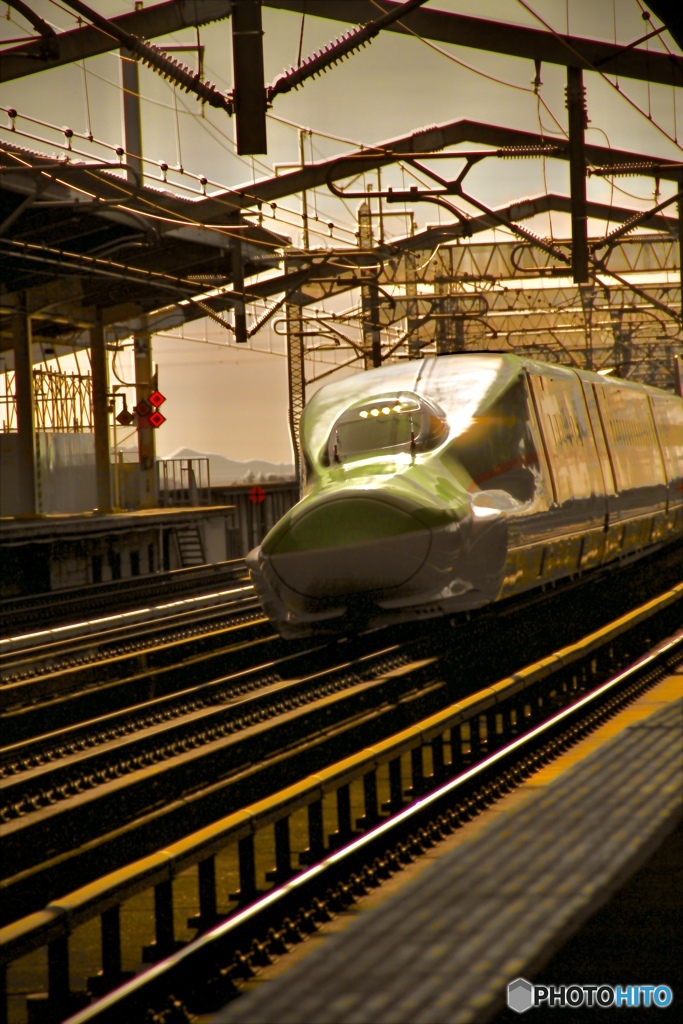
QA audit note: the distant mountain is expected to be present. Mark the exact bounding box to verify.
[163,448,295,486]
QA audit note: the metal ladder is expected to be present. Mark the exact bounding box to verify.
[174,524,205,567]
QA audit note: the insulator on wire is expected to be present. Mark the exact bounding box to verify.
[588,161,660,177]
[499,146,563,158]
[127,37,234,114]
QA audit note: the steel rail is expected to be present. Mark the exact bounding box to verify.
[0,602,268,728]
[1,582,680,1024]
[1,612,278,744]
[0,559,249,641]
[0,586,259,685]
[0,640,441,924]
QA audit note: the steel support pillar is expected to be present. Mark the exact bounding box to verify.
[134,332,156,509]
[300,129,311,250]
[578,283,595,372]
[231,237,248,345]
[678,173,682,322]
[405,248,423,359]
[358,201,382,368]
[120,47,143,183]
[231,0,267,154]
[285,257,305,490]
[435,284,466,355]
[90,318,112,512]
[100,906,122,984]
[197,856,218,929]
[566,66,589,284]
[11,303,38,514]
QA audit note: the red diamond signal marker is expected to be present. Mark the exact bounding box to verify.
[148,391,166,408]
[149,410,166,428]
[116,409,134,426]
[135,399,151,418]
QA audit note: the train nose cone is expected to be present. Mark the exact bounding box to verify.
[265,496,431,598]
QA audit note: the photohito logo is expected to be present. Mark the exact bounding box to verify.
[507,978,674,1012]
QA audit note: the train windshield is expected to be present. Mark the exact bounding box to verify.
[326,392,448,464]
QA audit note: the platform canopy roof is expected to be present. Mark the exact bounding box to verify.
[0,141,288,354]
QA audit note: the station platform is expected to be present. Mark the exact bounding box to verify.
[0,504,234,541]
[0,482,299,598]
[0,506,236,595]
[202,671,683,1023]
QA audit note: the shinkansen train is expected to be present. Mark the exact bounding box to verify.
[247,354,683,638]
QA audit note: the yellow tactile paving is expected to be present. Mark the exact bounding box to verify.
[526,671,683,789]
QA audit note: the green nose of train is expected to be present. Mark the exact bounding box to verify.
[246,356,522,637]
[248,352,683,638]
[247,467,510,637]
[262,493,433,597]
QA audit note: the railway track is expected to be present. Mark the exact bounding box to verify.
[1,545,680,1023]
[0,589,265,730]
[0,581,259,680]
[3,571,681,1024]
[89,635,683,1024]
[1,545,680,851]
[0,559,249,639]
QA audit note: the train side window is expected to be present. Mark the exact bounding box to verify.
[450,379,538,503]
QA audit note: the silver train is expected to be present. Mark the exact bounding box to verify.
[247,354,683,637]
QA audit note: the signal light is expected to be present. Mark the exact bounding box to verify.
[133,390,167,429]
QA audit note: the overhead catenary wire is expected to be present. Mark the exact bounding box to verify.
[268,0,431,101]
[367,0,569,139]
[0,121,359,251]
[515,0,683,153]
[3,2,678,377]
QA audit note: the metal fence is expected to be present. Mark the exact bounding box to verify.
[1,369,93,432]
[157,458,211,506]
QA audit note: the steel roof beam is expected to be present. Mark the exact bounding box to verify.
[228,119,681,215]
[263,0,683,88]
[0,0,232,83]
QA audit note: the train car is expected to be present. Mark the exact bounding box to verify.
[247,354,683,637]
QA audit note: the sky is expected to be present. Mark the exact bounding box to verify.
[1,1,681,463]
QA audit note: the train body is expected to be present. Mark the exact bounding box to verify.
[247,354,683,637]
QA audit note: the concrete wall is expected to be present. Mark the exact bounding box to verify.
[0,432,98,515]
[203,516,229,563]
[36,432,97,513]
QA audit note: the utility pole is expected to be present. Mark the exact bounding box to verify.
[300,129,310,250]
[134,331,156,509]
[566,66,589,284]
[231,236,248,345]
[358,201,382,368]
[285,256,305,491]
[12,299,38,514]
[120,47,142,184]
[90,317,113,512]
